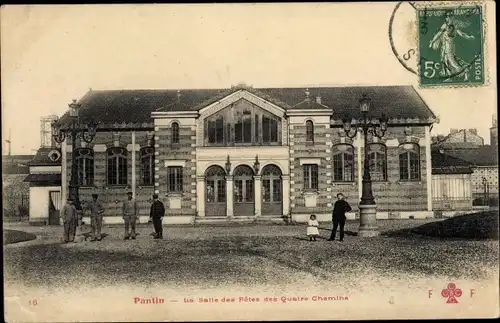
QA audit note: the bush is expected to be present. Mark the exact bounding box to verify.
[18,205,29,217]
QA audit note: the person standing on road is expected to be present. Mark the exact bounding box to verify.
[122,192,138,240]
[149,194,165,239]
[89,194,105,242]
[307,214,319,241]
[328,193,352,242]
[61,198,78,243]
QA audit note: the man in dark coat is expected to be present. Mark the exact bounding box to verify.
[149,194,165,239]
[61,198,77,243]
[328,193,352,241]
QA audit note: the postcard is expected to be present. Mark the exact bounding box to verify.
[2,2,498,321]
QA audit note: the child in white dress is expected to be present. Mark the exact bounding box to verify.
[307,214,319,241]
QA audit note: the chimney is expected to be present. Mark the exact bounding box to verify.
[176,90,181,101]
[315,96,322,104]
[304,88,310,102]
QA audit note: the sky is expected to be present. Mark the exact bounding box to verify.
[1,3,497,155]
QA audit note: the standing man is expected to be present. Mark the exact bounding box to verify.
[149,194,165,239]
[328,193,352,241]
[61,198,77,243]
[89,194,105,242]
[122,192,139,240]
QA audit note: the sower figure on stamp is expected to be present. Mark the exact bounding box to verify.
[328,193,352,242]
[89,194,105,242]
[61,198,78,243]
[149,194,165,239]
[122,192,139,240]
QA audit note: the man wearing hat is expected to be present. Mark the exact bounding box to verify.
[122,192,139,240]
[61,198,78,243]
[149,194,165,239]
[89,194,105,242]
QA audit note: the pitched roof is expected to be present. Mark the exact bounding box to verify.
[431,151,473,174]
[433,142,483,150]
[439,145,498,167]
[28,148,62,166]
[57,85,436,126]
[23,173,61,183]
[2,155,33,174]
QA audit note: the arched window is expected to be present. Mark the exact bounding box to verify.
[74,148,94,186]
[399,143,420,181]
[107,147,128,185]
[171,122,180,144]
[306,120,314,142]
[333,144,354,182]
[140,147,154,185]
[367,143,387,181]
[262,165,282,203]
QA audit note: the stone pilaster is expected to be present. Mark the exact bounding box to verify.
[282,174,290,216]
[226,175,234,217]
[196,176,205,217]
[254,175,262,216]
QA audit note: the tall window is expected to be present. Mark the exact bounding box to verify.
[333,144,354,182]
[207,116,224,144]
[171,122,180,144]
[399,143,420,181]
[303,164,318,190]
[168,166,183,192]
[262,116,278,143]
[235,110,252,143]
[306,120,314,143]
[107,147,127,185]
[74,148,94,186]
[203,103,281,146]
[262,165,282,203]
[140,147,154,185]
[367,143,387,181]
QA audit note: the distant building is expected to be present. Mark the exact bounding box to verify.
[434,128,484,146]
[23,148,62,225]
[490,115,497,147]
[431,150,473,213]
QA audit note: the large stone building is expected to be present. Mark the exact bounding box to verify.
[50,85,437,224]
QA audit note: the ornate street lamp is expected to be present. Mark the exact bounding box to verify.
[342,95,388,237]
[52,99,99,212]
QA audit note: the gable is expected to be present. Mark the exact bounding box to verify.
[198,90,286,120]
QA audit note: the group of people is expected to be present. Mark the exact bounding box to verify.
[60,192,166,243]
[306,193,352,242]
[61,191,352,243]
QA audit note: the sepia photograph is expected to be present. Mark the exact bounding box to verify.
[2,2,498,321]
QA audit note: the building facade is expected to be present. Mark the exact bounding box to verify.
[54,85,437,224]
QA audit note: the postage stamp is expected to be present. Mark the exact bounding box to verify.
[417,3,485,87]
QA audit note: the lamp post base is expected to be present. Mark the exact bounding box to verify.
[358,204,379,237]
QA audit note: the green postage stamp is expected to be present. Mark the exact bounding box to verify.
[417,4,485,87]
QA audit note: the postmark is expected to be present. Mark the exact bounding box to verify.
[417,3,485,87]
[388,1,488,88]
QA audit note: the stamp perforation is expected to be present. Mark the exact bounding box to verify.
[414,1,489,88]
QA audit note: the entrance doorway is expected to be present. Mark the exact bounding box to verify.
[233,165,255,216]
[205,166,227,216]
[48,191,61,225]
[261,165,283,215]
